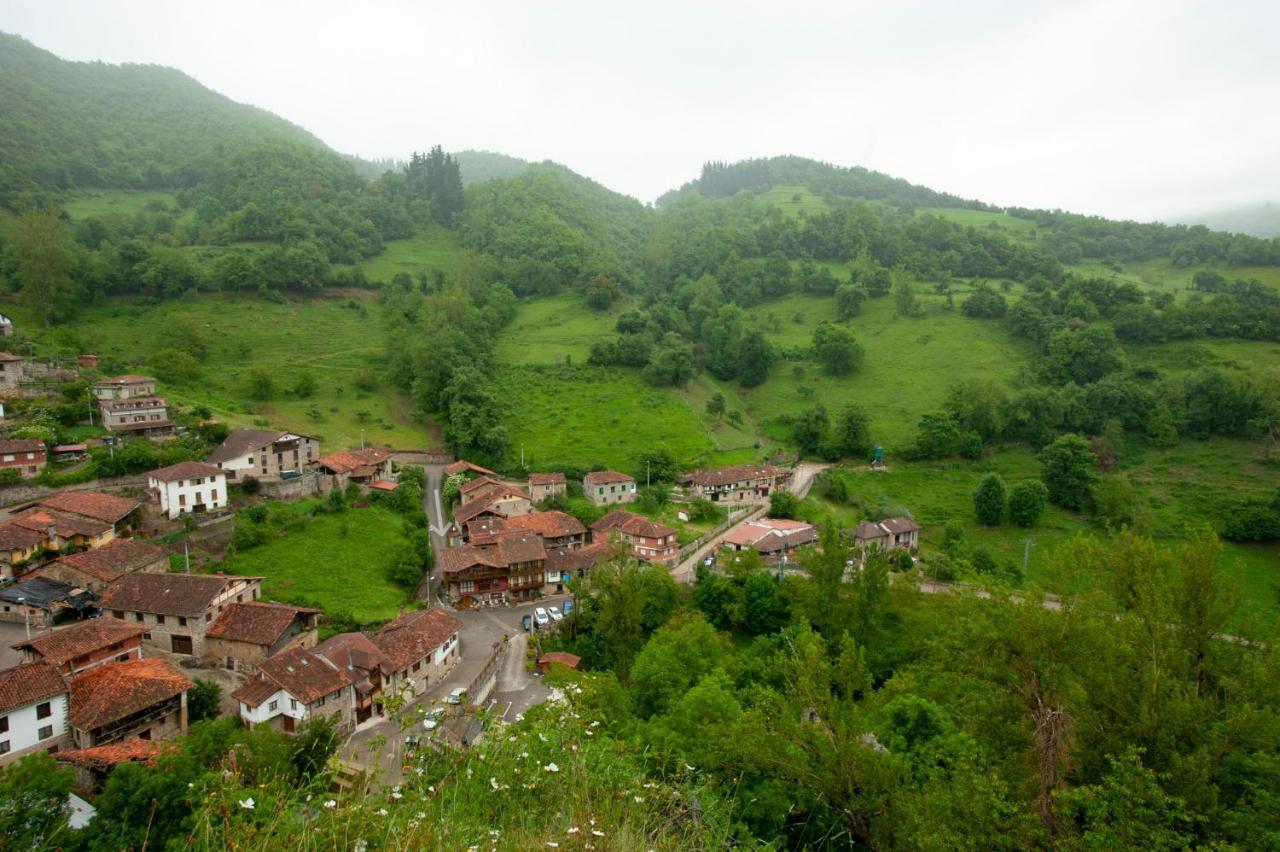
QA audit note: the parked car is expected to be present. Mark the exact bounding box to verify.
[446,687,467,705]
[405,734,421,750]
[423,708,444,730]
[548,606,564,622]
[534,607,550,628]
[563,600,574,616]
[522,614,533,631]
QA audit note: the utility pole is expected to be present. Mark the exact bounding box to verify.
[184,541,191,574]
[520,444,525,469]
[1023,538,1035,574]
[360,429,366,450]
[646,460,651,487]
[18,597,30,639]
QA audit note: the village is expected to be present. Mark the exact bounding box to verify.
[0,337,923,808]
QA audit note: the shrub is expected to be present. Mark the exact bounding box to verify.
[1008,479,1049,527]
[0,468,21,486]
[239,475,261,495]
[972,473,1007,525]
[1221,499,1280,542]
[769,490,800,519]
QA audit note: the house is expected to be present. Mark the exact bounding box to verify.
[0,661,70,765]
[37,491,142,534]
[0,523,48,578]
[459,475,506,502]
[313,448,394,490]
[7,509,115,555]
[98,573,264,658]
[56,738,172,792]
[583,470,637,506]
[77,355,101,369]
[502,510,588,552]
[0,438,46,479]
[203,602,321,673]
[528,472,567,503]
[0,314,12,337]
[851,517,922,556]
[443,459,497,478]
[313,631,391,724]
[37,538,169,594]
[231,645,357,733]
[591,510,679,566]
[14,617,144,676]
[452,488,532,542]
[681,464,791,503]
[536,652,581,675]
[0,576,97,629]
[368,608,463,698]
[722,518,818,565]
[68,657,191,749]
[99,396,173,437]
[442,530,547,604]
[93,375,156,401]
[146,461,227,519]
[207,429,320,482]
[0,352,26,390]
[544,541,611,594]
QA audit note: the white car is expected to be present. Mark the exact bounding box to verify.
[423,708,444,730]
[533,607,550,627]
[446,687,467,705]
[548,606,563,622]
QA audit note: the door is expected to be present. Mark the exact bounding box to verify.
[282,715,295,733]
[171,635,193,655]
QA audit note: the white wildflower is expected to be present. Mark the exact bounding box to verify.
[490,777,500,791]
[187,782,194,789]
[568,826,579,834]
[571,745,578,752]
[538,732,547,742]
[590,720,600,727]
[238,797,255,810]
[544,762,560,773]
[546,844,559,849]
[634,795,644,803]
[323,800,337,810]
[592,830,605,837]
[376,808,388,817]
[392,791,403,800]
[354,841,368,852]
[488,829,500,837]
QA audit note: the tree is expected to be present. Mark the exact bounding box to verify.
[293,372,318,398]
[11,209,80,325]
[742,570,784,634]
[1039,433,1096,510]
[962,287,1008,318]
[0,753,74,850]
[736,331,774,387]
[892,267,920,316]
[836,282,867,320]
[1009,479,1049,527]
[812,323,864,375]
[585,273,621,310]
[1044,324,1126,385]
[188,678,222,723]
[1144,400,1180,448]
[973,473,1007,525]
[705,391,726,421]
[834,404,871,458]
[246,367,275,400]
[769,489,800,519]
[793,405,829,455]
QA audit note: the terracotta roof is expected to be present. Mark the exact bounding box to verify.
[234,645,349,707]
[493,530,547,565]
[453,494,505,525]
[0,661,67,714]
[723,519,817,552]
[546,541,611,573]
[206,429,314,464]
[99,573,262,617]
[205,601,318,646]
[369,480,398,492]
[371,609,463,672]
[314,448,391,475]
[56,738,173,769]
[460,476,500,497]
[684,464,789,488]
[147,461,223,482]
[464,515,507,545]
[439,544,504,574]
[12,509,112,539]
[314,632,390,677]
[593,510,675,540]
[881,516,921,534]
[502,510,587,540]
[69,658,190,731]
[96,375,155,385]
[46,538,169,583]
[13,617,143,666]
[444,460,496,477]
[0,520,48,550]
[528,472,566,486]
[52,444,88,453]
[38,491,141,525]
[538,652,581,669]
[0,438,45,454]
[584,470,634,486]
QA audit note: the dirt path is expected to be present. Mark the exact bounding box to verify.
[788,462,832,498]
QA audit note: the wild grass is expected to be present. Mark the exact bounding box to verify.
[353,229,462,283]
[494,291,624,366]
[61,189,185,220]
[756,184,829,216]
[916,207,1039,242]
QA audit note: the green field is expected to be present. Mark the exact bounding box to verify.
[494,291,624,366]
[8,294,428,450]
[756,184,829,216]
[917,207,1038,242]
[353,229,462,283]
[61,189,184,221]
[219,504,415,623]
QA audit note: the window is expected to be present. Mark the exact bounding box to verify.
[0,741,8,755]
[211,489,219,503]
[38,725,53,741]
[36,702,52,720]
[178,493,186,506]
[156,614,165,625]
[134,612,144,623]
[412,662,421,673]
[113,610,124,619]
[290,699,298,710]
[178,616,187,627]
[268,700,279,712]
[0,716,7,734]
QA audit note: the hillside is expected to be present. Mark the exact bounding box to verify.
[453,149,530,184]
[1175,201,1280,238]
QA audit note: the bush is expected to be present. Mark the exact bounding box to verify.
[924,553,958,581]
[961,287,1008,319]
[240,475,261,495]
[232,520,271,551]
[769,490,800,519]
[972,473,1007,525]
[1221,499,1280,542]
[188,678,222,723]
[1008,479,1049,527]
[0,468,21,486]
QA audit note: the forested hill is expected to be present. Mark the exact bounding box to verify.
[0,32,337,199]
[453,149,531,185]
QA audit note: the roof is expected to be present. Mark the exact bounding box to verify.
[528,472,566,486]
[0,576,96,611]
[444,459,497,477]
[206,429,303,464]
[0,521,47,550]
[0,351,22,362]
[453,494,505,525]
[685,464,789,488]
[881,516,922,534]
[52,444,88,453]
[99,573,262,617]
[369,480,398,492]
[592,510,676,540]
[314,631,390,677]
[493,530,547,565]
[46,538,169,583]
[546,541,611,573]
[0,661,67,714]
[56,738,173,769]
[38,491,141,525]
[233,645,349,707]
[852,516,921,542]
[13,617,143,666]
[502,510,587,540]
[12,509,112,539]
[95,375,155,386]
[460,476,500,497]
[439,544,504,574]
[0,438,45,454]
[205,601,319,646]
[69,658,190,731]
[723,519,818,552]
[109,419,175,433]
[371,609,463,671]
[314,448,391,475]
[147,461,223,482]
[538,651,581,669]
[584,469,634,486]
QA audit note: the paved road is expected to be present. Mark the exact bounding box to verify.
[0,619,33,668]
[670,503,768,584]
[416,463,447,602]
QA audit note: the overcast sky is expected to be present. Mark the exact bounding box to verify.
[2,0,1277,220]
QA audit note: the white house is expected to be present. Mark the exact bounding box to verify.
[0,661,71,765]
[146,461,227,520]
[231,645,357,733]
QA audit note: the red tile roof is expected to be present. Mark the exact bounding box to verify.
[45,538,168,583]
[96,375,155,385]
[99,573,262,617]
[205,601,318,646]
[453,494,505,525]
[502,510,587,540]
[439,544,504,574]
[0,661,67,714]
[56,738,173,769]
[13,617,144,666]
[538,652,581,669]
[314,631,390,676]
[493,530,547,565]
[233,645,349,707]
[69,658,191,731]
[38,491,141,525]
[444,460,496,477]
[591,510,675,540]
[723,519,817,552]
[0,520,48,551]
[371,609,463,672]
[314,448,391,475]
[12,509,112,539]
[460,476,500,497]
[0,438,45,454]
[369,480,398,492]
[147,461,223,482]
[584,470,634,486]
[684,464,789,488]
[528,472,566,486]
[545,541,611,574]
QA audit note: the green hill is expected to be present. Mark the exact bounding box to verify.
[453,149,531,184]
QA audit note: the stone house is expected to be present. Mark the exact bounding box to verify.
[203,601,321,673]
[146,461,227,519]
[93,375,156,401]
[312,448,394,490]
[544,541,611,594]
[231,645,357,733]
[0,438,46,479]
[501,510,588,552]
[98,573,264,658]
[528,472,566,503]
[0,523,47,579]
[206,429,320,482]
[851,517,922,556]
[313,632,390,725]
[583,470,637,506]
[591,510,679,566]
[0,352,26,390]
[368,609,463,699]
[681,464,791,503]
[722,518,818,565]
[68,658,191,749]
[442,530,547,604]
[0,576,97,628]
[37,491,142,535]
[99,396,173,437]
[14,617,145,676]
[37,538,169,594]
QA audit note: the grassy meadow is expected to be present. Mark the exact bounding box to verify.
[916,207,1038,242]
[353,229,461,283]
[494,291,624,366]
[61,189,185,221]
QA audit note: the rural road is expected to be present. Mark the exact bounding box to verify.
[418,463,447,602]
[671,503,768,584]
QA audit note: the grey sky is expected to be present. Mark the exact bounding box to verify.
[2,0,1277,220]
